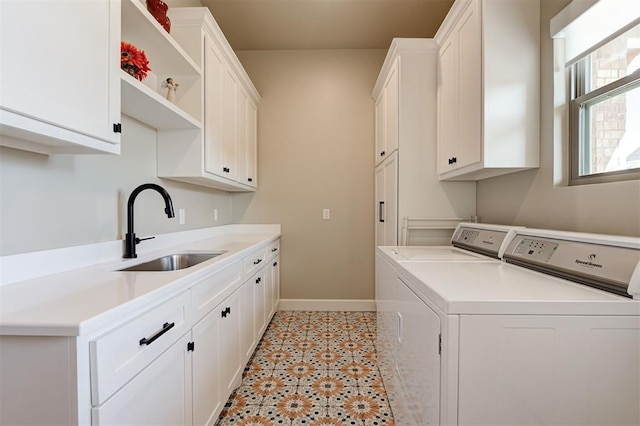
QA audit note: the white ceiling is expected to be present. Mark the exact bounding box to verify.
[194,0,455,50]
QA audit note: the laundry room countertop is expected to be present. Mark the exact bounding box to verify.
[0,225,280,336]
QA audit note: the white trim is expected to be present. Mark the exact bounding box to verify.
[278,299,376,312]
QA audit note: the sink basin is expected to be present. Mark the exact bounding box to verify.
[119,251,227,272]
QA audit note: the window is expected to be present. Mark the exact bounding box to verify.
[551,0,640,186]
[570,24,640,185]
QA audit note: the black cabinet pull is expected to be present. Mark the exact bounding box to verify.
[248,178,253,182]
[271,248,278,252]
[222,306,231,317]
[113,123,122,133]
[380,150,385,157]
[253,258,262,265]
[256,277,262,284]
[379,201,385,223]
[452,157,457,164]
[139,322,174,346]
[273,262,278,267]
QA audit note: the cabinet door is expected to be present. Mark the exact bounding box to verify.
[192,308,223,426]
[267,256,280,321]
[204,34,224,176]
[0,0,120,153]
[375,91,386,165]
[218,288,243,396]
[384,59,400,155]
[455,0,482,169]
[374,152,398,246]
[221,65,239,181]
[396,276,441,426]
[245,99,258,187]
[92,333,192,425]
[383,153,398,246]
[437,34,458,174]
[241,279,256,363]
[253,269,268,339]
[237,89,258,188]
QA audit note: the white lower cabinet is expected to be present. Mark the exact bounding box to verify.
[0,239,281,426]
[92,333,193,425]
[218,287,243,396]
[191,305,223,426]
[267,256,280,320]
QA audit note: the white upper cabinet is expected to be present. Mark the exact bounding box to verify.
[374,58,399,166]
[0,0,121,155]
[0,0,203,156]
[435,0,540,180]
[157,7,260,192]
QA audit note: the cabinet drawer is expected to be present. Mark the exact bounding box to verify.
[90,291,191,405]
[192,261,243,318]
[266,239,280,260]
[243,247,267,279]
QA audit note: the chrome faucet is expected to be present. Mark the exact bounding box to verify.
[124,183,175,258]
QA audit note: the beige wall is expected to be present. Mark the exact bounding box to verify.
[476,0,640,237]
[232,49,386,301]
[0,117,232,256]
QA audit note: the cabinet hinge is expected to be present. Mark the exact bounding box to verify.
[113,123,122,133]
[187,341,195,352]
[438,333,442,355]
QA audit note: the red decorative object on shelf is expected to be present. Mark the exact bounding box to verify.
[121,41,151,81]
[146,0,171,33]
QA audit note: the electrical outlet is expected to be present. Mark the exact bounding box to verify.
[179,209,186,225]
[214,208,219,221]
[323,209,330,220]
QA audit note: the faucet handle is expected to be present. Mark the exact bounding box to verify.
[135,236,155,244]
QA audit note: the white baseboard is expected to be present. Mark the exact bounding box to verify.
[278,299,376,312]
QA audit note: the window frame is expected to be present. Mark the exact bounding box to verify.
[569,53,640,186]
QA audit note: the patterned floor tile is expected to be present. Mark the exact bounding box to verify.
[216,311,394,426]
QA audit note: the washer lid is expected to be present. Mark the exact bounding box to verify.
[398,261,640,315]
[392,246,493,261]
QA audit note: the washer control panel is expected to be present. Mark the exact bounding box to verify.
[512,239,559,263]
[504,233,640,294]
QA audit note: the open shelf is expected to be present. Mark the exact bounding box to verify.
[121,0,201,77]
[120,72,201,130]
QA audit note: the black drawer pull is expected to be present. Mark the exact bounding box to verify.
[380,150,385,156]
[271,247,278,252]
[273,262,278,267]
[248,178,253,182]
[139,322,175,346]
[253,258,262,265]
[256,277,262,284]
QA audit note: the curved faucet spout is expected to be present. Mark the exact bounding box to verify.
[124,183,175,258]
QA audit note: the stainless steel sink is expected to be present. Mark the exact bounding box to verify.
[118,251,227,272]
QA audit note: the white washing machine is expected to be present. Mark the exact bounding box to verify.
[376,227,640,426]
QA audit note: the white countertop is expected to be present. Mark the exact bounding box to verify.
[378,246,640,316]
[0,225,280,337]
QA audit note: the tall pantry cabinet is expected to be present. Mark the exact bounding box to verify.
[373,39,476,246]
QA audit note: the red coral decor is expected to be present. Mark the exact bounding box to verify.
[121,41,151,81]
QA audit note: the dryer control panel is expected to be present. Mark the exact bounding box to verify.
[504,230,640,297]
